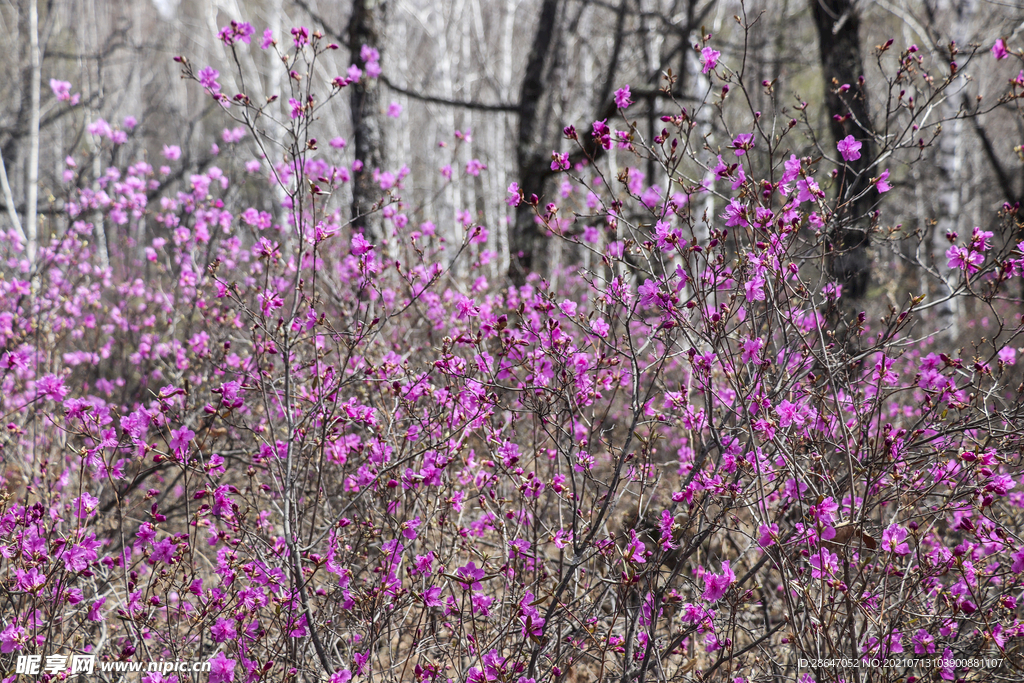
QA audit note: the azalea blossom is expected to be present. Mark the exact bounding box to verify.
[837,135,862,162]
[946,245,984,274]
[994,38,1009,60]
[731,133,755,156]
[873,169,891,193]
[614,85,633,109]
[701,47,721,74]
[809,547,839,578]
[881,524,911,555]
[701,560,735,602]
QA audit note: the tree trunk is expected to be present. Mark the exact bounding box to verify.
[508,0,562,285]
[26,0,40,263]
[0,146,26,246]
[349,0,389,246]
[933,0,976,345]
[809,0,874,300]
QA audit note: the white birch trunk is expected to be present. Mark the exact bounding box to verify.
[26,0,40,263]
[496,0,516,279]
[0,146,26,246]
[933,0,976,345]
[437,3,461,272]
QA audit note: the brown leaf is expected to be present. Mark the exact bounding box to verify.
[823,523,877,554]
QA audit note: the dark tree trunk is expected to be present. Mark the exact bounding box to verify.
[809,0,874,300]
[508,0,562,285]
[348,0,388,245]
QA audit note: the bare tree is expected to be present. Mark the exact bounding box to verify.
[809,0,875,300]
[349,0,389,243]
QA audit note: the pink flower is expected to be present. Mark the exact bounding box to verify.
[550,151,570,171]
[218,21,255,46]
[423,585,443,607]
[796,177,823,203]
[198,66,221,93]
[0,623,26,653]
[809,548,839,578]
[456,561,486,590]
[971,226,994,251]
[592,119,612,150]
[387,101,403,118]
[50,79,73,101]
[84,597,105,622]
[1011,547,1024,572]
[753,418,775,440]
[614,85,633,109]
[780,154,801,184]
[837,135,862,162]
[637,279,660,308]
[701,560,735,602]
[211,618,237,642]
[822,282,843,300]
[999,347,1016,365]
[993,38,1009,60]
[624,530,646,563]
[15,568,46,591]
[222,127,245,143]
[353,651,370,676]
[722,198,748,227]
[940,648,955,680]
[37,374,67,401]
[506,182,522,207]
[414,552,434,575]
[208,652,235,683]
[758,524,778,547]
[361,44,380,63]
[741,337,763,364]
[731,133,755,156]
[351,233,374,256]
[874,168,891,193]
[260,28,274,49]
[776,402,806,431]
[163,145,181,161]
[654,220,683,251]
[881,524,911,555]
[701,47,721,74]
[946,245,984,274]
[169,427,194,457]
[913,628,936,654]
[88,118,112,138]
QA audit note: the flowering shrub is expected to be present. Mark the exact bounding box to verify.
[2,17,1024,683]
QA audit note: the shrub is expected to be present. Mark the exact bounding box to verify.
[2,18,1024,683]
